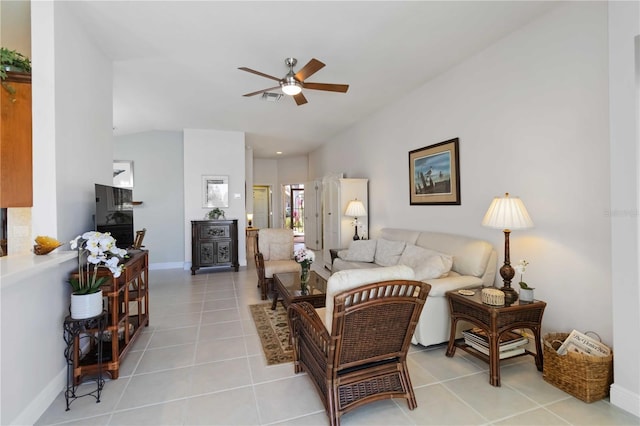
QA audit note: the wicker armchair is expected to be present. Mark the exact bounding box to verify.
[255,228,301,300]
[287,266,431,426]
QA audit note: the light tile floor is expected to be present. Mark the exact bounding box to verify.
[37,252,639,426]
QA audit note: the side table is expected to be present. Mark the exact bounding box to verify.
[63,312,107,410]
[445,289,546,386]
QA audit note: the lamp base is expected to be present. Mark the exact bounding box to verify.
[500,286,519,305]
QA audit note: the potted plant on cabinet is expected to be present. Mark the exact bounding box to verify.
[1,47,31,96]
[206,208,226,220]
[68,231,128,319]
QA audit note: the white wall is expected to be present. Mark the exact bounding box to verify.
[311,1,640,414]
[114,131,185,267]
[608,0,640,417]
[183,129,247,267]
[1,2,115,424]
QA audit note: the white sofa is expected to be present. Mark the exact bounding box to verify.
[332,228,497,347]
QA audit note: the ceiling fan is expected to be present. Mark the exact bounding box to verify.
[238,58,349,106]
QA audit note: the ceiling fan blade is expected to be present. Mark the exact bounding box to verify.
[294,58,325,81]
[303,82,349,93]
[293,92,308,106]
[238,67,281,82]
[242,86,280,97]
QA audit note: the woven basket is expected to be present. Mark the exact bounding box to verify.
[542,332,613,403]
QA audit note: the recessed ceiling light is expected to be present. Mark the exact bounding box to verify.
[276,151,283,155]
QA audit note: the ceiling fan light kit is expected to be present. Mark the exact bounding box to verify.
[239,57,348,106]
[281,77,302,96]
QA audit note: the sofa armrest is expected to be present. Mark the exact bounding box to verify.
[329,248,341,265]
[422,274,483,297]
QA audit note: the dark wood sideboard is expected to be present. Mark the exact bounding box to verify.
[191,220,239,274]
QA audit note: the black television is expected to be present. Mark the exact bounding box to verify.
[95,183,134,249]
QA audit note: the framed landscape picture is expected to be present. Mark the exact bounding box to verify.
[409,138,460,205]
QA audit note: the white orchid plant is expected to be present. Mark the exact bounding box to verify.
[69,231,128,294]
[294,248,315,268]
[515,259,533,290]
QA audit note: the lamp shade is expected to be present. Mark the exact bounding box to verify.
[482,193,533,230]
[345,199,367,217]
[247,213,253,221]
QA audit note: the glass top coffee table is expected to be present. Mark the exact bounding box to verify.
[271,271,328,311]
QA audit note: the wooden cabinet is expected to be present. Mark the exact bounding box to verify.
[191,220,239,274]
[322,177,368,269]
[70,250,149,384]
[0,72,32,207]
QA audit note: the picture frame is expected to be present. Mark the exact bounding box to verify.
[202,175,229,208]
[113,160,134,188]
[409,138,460,205]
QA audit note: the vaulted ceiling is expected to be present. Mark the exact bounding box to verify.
[66,1,558,158]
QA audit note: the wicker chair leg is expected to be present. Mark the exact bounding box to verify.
[328,385,340,426]
[400,362,417,410]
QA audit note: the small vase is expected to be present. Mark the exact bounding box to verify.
[70,289,104,319]
[300,264,310,295]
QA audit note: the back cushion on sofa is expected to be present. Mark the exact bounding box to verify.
[415,232,492,277]
[399,244,453,280]
[341,239,377,262]
[375,238,406,266]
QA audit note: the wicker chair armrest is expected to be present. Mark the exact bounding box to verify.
[287,302,331,355]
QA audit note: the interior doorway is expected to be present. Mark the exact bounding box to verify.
[283,184,304,238]
[252,185,271,229]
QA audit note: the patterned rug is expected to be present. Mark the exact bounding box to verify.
[249,303,293,365]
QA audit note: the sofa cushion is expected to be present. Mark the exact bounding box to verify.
[414,255,453,281]
[341,239,377,262]
[264,260,300,278]
[399,244,453,281]
[324,265,415,331]
[374,238,406,266]
[333,258,382,273]
[258,228,294,261]
[415,232,493,278]
[269,242,292,261]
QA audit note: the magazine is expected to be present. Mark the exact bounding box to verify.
[556,329,611,357]
[462,328,528,351]
[466,340,527,359]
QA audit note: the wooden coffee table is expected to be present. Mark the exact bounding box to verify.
[271,271,328,311]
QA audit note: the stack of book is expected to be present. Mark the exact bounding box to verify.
[462,327,529,359]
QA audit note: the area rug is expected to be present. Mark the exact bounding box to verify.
[249,303,293,365]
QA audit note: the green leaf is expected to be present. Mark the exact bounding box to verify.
[519,281,534,290]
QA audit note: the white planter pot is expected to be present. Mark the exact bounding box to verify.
[519,288,534,302]
[71,290,104,319]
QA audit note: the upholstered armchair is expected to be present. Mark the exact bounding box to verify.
[255,228,301,300]
[287,265,431,426]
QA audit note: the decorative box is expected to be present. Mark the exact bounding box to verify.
[482,288,504,305]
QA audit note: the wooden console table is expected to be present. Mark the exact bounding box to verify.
[445,289,546,386]
[69,250,149,384]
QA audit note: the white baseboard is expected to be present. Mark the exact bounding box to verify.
[10,367,66,425]
[149,261,184,270]
[610,384,640,417]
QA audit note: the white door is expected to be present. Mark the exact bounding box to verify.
[322,175,341,269]
[252,186,271,229]
[304,180,322,250]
